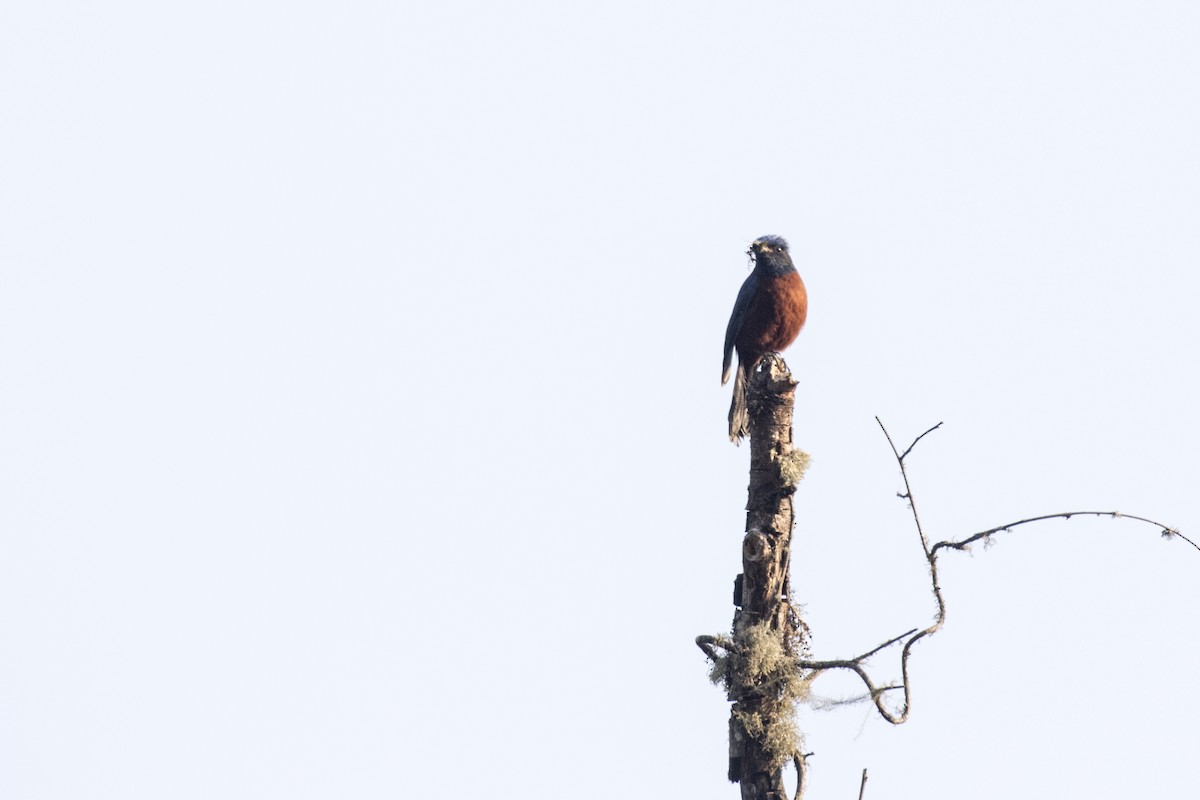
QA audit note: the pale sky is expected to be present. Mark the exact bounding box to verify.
[2,2,1199,798]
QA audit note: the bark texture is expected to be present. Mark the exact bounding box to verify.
[727,355,810,800]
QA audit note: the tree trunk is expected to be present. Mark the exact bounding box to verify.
[724,355,810,800]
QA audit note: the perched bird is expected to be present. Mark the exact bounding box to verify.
[722,235,808,442]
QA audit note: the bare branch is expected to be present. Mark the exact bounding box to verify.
[792,751,810,800]
[858,768,869,800]
[695,634,736,662]
[899,421,943,461]
[933,511,1198,555]
[855,628,918,661]
[795,657,906,722]
[794,419,1192,727]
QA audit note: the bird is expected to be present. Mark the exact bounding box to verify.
[722,235,808,442]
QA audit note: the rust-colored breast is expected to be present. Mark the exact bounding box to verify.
[735,271,807,365]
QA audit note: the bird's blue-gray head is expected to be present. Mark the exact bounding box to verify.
[752,235,789,252]
[748,235,795,275]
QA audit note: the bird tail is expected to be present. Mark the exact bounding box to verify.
[728,362,749,443]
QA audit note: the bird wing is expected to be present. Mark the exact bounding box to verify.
[722,272,758,385]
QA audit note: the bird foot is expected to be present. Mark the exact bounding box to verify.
[758,352,784,372]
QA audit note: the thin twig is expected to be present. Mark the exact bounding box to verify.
[857,768,869,800]
[900,422,942,461]
[807,686,904,712]
[933,511,1198,554]
[855,628,918,661]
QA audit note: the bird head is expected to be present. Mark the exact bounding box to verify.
[750,235,789,254]
[747,235,794,273]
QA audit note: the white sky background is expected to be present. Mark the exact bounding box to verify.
[2,1,1198,798]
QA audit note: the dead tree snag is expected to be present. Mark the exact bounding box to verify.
[698,355,811,800]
